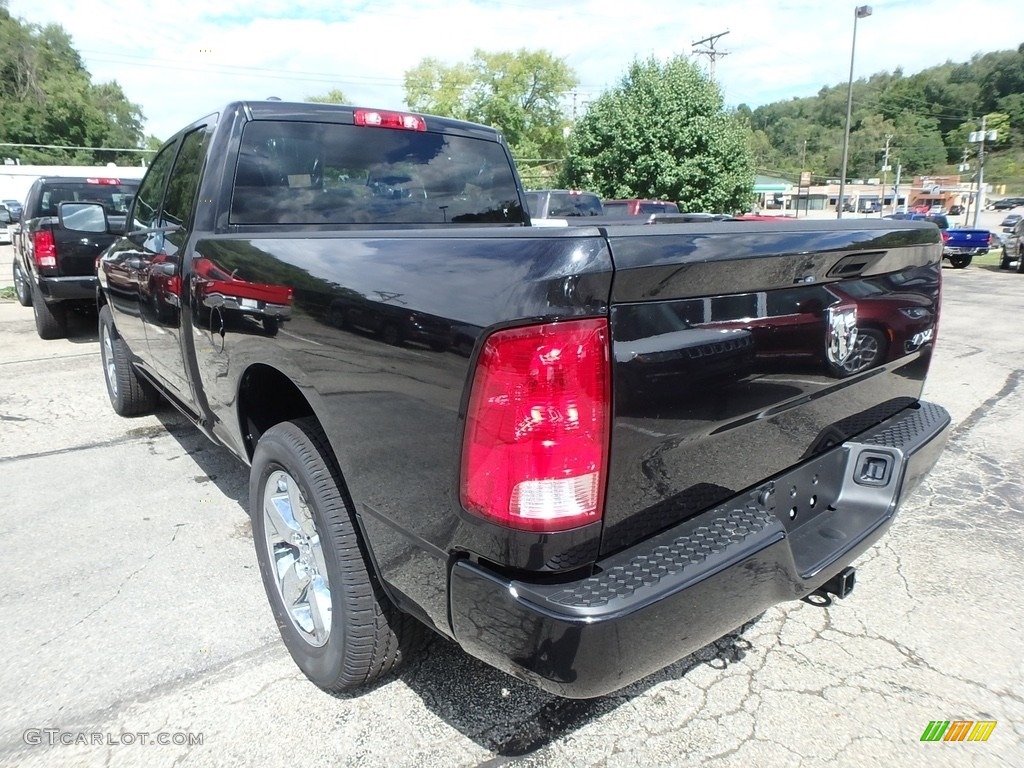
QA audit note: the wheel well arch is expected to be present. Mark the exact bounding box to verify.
[237,363,316,461]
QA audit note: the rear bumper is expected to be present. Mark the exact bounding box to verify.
[450,400,950,698]
[943,246,988,256]
[37,275,97,302]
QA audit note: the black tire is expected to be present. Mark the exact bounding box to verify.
[1001,247,1012,270]
[380,323,401,346]
[1017,250,1024,274]
[12,258,32,307]
[250,418,422,692]
[948,255,971,269]
[99,305,161,416]
[31,288,67,340]
[262,316,280,336]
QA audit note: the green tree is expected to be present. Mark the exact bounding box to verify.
[305,88,349,104]
[0,2,146,164]
[403,49,577,158]
[560,55,754,213]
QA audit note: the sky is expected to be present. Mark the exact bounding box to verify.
[7,0,1024,145]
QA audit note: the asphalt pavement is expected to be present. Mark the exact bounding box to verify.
[0,242,1021,767]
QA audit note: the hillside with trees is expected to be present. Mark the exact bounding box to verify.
[0,1,149,165]
[743,44,1024,189]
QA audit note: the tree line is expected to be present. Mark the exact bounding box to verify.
[4,0,1020,206]
[743,44,1024,183]
[0,1,154,165]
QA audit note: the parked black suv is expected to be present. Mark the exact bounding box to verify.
[13,176,139,338]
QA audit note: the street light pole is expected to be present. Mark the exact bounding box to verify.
[837,5,873,220]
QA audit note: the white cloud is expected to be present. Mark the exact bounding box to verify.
[7,0,1024,141]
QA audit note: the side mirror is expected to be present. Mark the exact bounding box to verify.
[58,202,108,233]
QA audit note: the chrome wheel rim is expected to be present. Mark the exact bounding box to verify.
[101,324,118,398]
[263,470,332,647]
[843,333,880,374]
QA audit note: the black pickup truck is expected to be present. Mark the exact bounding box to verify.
[12,175,139,338]
[74,101,949,699]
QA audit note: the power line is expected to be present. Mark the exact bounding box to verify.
[0,143,155,153]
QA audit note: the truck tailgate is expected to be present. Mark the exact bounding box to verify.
[601,219,941,555]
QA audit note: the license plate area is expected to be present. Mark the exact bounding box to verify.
[751,443,903,578]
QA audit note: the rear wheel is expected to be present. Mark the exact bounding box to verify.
[834,328,887,377]
[99,305,161,416]
[250,418,422,692]
[948,255,971,269]
[1017,249,1024,274]
[380,323,401,346]
[12,259,32,307]
[1001,247,1012,269]
[31,288,67,340]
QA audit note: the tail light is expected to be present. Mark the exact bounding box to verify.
[460,318,611,532]
[940,230,950,244]
[33,230,56,268]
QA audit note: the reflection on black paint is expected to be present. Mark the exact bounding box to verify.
[192,256,293,336]
[602,262,940,556]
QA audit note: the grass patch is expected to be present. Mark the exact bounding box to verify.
[972,249,1002,267]
[0,286,15,300]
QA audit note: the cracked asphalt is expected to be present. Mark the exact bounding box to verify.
[0,242,1021,767]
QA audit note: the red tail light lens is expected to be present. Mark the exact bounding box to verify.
[86,178,121,185]
[33,230,57,268]
[354,109,426,131]
[460,318,611,532]
[940,230,949,243]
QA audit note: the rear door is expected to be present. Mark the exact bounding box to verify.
[102,142,179,351]
[140,125,212,399]
[600,219,942,555]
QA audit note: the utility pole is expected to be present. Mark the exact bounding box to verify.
[893,162,902,211]
[692,31,731,81]
[958,148,971,221]
[879,134,892,216]
[969,116,997,228]
[974,115,986,228]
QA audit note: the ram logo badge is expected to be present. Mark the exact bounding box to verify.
[826,306,858,366]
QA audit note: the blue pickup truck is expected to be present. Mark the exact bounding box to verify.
[886,213,990,268]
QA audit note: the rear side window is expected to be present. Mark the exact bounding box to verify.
[230,120,524,225]
[163,127,211,229]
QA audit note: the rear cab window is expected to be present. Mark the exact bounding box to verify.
[546,192,603,217]
[229,120,524,226]
[38,179,138,219]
